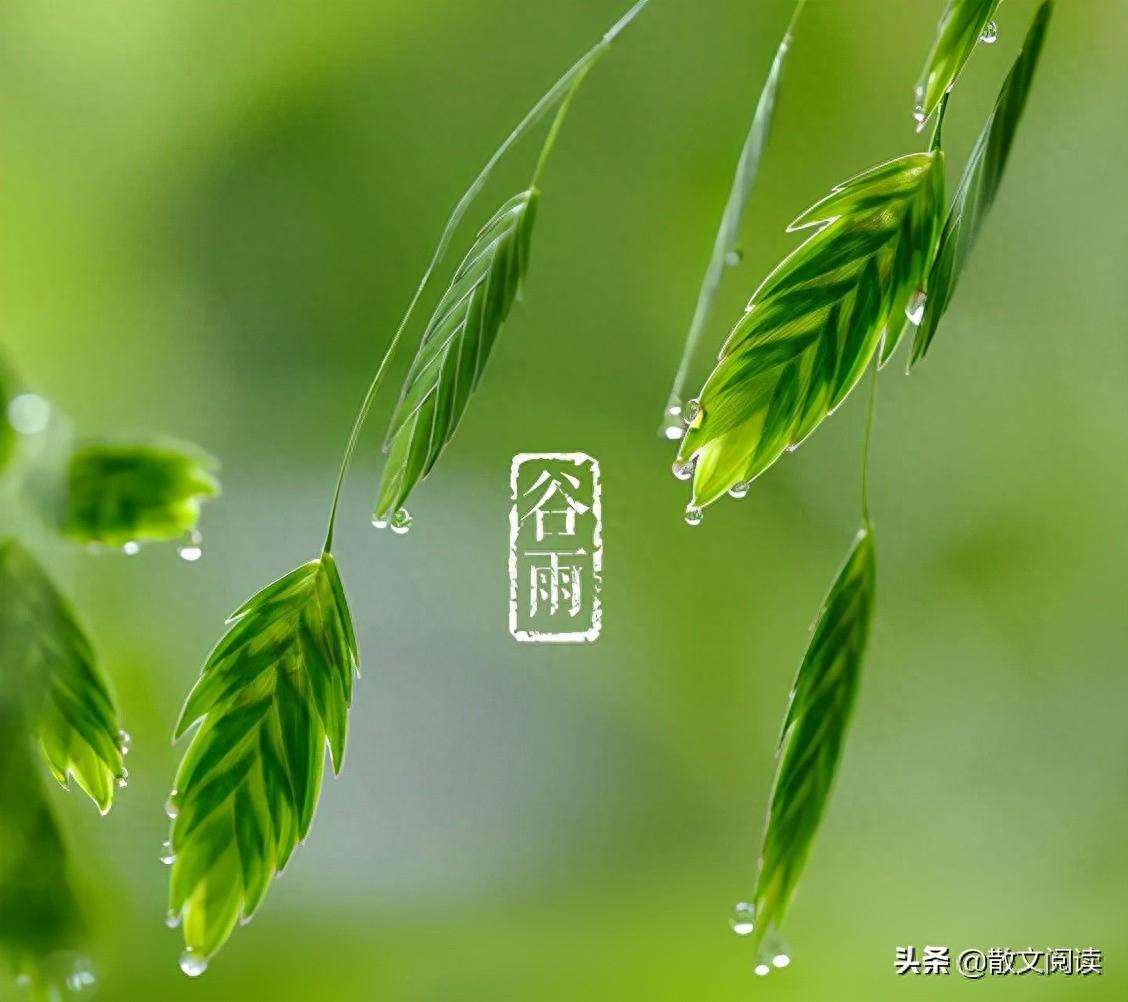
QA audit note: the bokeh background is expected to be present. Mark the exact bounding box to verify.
[1,0,1125,999]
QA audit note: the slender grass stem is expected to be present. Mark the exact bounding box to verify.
[322,0,651,552]
[661,0,806,430]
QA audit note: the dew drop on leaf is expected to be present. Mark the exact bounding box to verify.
[118,729,131,754]
[179,949,207,978]
[980,20,998,43]
[165,792,180,819]
[122,541,140,556]
[390,507,413,534]
[684,506,703,526]
[672,458,695,482]
[178,528,203,562]
[370,517,389,529]
[159,840,176,865]
[165,911,181,929]
[728,482,750,500]
[683,398,702,426]
[754,962,771,977]
[730,901,755,935]
[772,953,791,968]
[116,768,129,789]
[724,249,743,267]
[905,290,927,326]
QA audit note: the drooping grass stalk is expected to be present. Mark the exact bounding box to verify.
[167,2,653,976]
[324,0,650,550]
[660,0,806,440]
[684,0,1054,976]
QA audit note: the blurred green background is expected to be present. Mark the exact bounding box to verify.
[1,0,1125,999]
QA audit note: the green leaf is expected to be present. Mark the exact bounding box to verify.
[375,190,539,521]
[676,153,944,509]
[0,703,95,997]
[749,526,875,958]
[911,0,1052,365]
[914,0,1001,128]
[0,539,126,814]
[168,553,358,964]
[62,440,220,549]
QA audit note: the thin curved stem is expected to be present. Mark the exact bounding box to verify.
[322,0,652,553]
[661,0,807,430]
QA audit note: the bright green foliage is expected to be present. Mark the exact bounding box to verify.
[912,0,1052,365]
[914,0,1001,127]
[168,554,357,964]
[0,540,126,814]
[62,441,219,549]
[375,190,539,521]
[675,153,944,509]
[0,703,86,990]
[749,527,875,957]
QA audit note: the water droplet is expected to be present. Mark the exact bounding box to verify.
[667,404,682,418]
[754,963,771,977]
[165,792,180,819]
[122,541,140,556]
[672,458,695,482]
[785,442,800,453]
[390,507,413,534]
[64,957,96,992]
[724,249,743,267]
[178,528,203,562]
[165,911,181,928]
[905,289,927,326]
[683,398,702,427]
[730,901,755,935]
[772,953,791,968]
[160,841,176,865]
[980,20,998,43]
[684,505,703,526]
[118,729,131,754]
[663,423,684,441]
[728,482,750,500]
[370,517,389,529]
[116,769,129,789]
[179,949,207,978]
[7,393,51,435]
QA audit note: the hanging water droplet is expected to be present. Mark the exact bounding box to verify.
[179,949,207,978]
[390,507,413,534]
[7,393,51,435]
[165,911,181,929]
[370,516,388,529]
[118,729,131,754]
[980,20,998,43]
[724,249,743,267]
[116,769,129,789]
[672,458,695,482]
[684,505,703,527]
[683,398,702,426]
[772,953,791,968]
[730,901,755,935]
[165,792,180,819]
[905,289,927,326]
[178,528,203,562]
[159,840,176,865]
[728,482,750,500]
[754,962,771,977]
[122,541,140,556]
[663,422,684,441]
